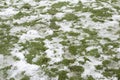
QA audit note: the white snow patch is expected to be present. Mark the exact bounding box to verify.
[116,48,120,52]
[54,13,65,19]
[19,30,41,43]
[86,46,98,51]
[82,57,102,78]
[14,15,38,24]
[0,7,18,16]
[98,29,119,41]
[11,47,25,60]
[10,27,28,35]
[40,14,52,20]
[8,60,39,78]
[56,21,72,32]
[80,0,96,3]
[0,55,14,69]
[45,29,53,35]
[44,38,64,64]
[112,15,120,21]
[22,0,36,6]
[38,1,51,6]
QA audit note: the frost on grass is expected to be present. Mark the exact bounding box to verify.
[0,0,120,80]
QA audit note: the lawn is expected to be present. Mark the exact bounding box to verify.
[0,0,120,80]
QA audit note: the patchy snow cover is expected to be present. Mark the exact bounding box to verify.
[44,38,64,64]
[0,0,120,80]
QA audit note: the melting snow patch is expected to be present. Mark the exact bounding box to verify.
[80,0,96,3]
[56,21,72,32]
[8,60,39,78]
[54,13,65,19]
[44,38,64,64]
[19,30,41,43]
[0,7,18,16]
[112,15,120,21]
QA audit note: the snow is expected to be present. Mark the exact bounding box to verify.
[10,27,28,35]
[80,0,96,3]
[0,7,18,16]
[44,38,64,64]
[1,0,120,80]
[45,29,53,35]
[82,57,103,79]
[10,45,25,60]
[117,48,120,52]
[56,21,72,32]
[0,55,14,69]
[19,30,41,43]
[112,15,120,21]
[8,60,39,79]
[86,46,98,51]
[14,15,38,24]
[54,13,65,19]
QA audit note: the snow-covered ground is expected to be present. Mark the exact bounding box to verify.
[0,0,120,80]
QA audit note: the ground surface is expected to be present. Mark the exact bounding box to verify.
[0,0,120,80]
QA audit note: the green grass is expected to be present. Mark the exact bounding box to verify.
[58,70,68,80]
[68,66,84,73]
[112,57,120,62]
[92,17,105,22]
[87,49,100,58]
[90,8,113,22]
[21,75,30,80]
[68,45,79,55]
[60,41,69,46]
[52,2,69,8]
[13,11,30,19]
[102,60,111,67]
[45,31,60,40]
[0,66,12,79]
[102,68,120,78]
[102,42,119,55]
[0,0,120,80]
[70,76,83,80]
[87,76,95,80]
[82,28,97,36]
[45,68,58,77]
[19,19,45,27]
[21,3,31,9]
[68,31,80,36]
[47,8,59,15]
[72,1,83,11]
[62,13,78,21]
[34,56,50,65]
[49,22,60,29]
[60,59,75,65]
[19,39,48,64]
[0,24,18,55]
[95,65,103,70]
